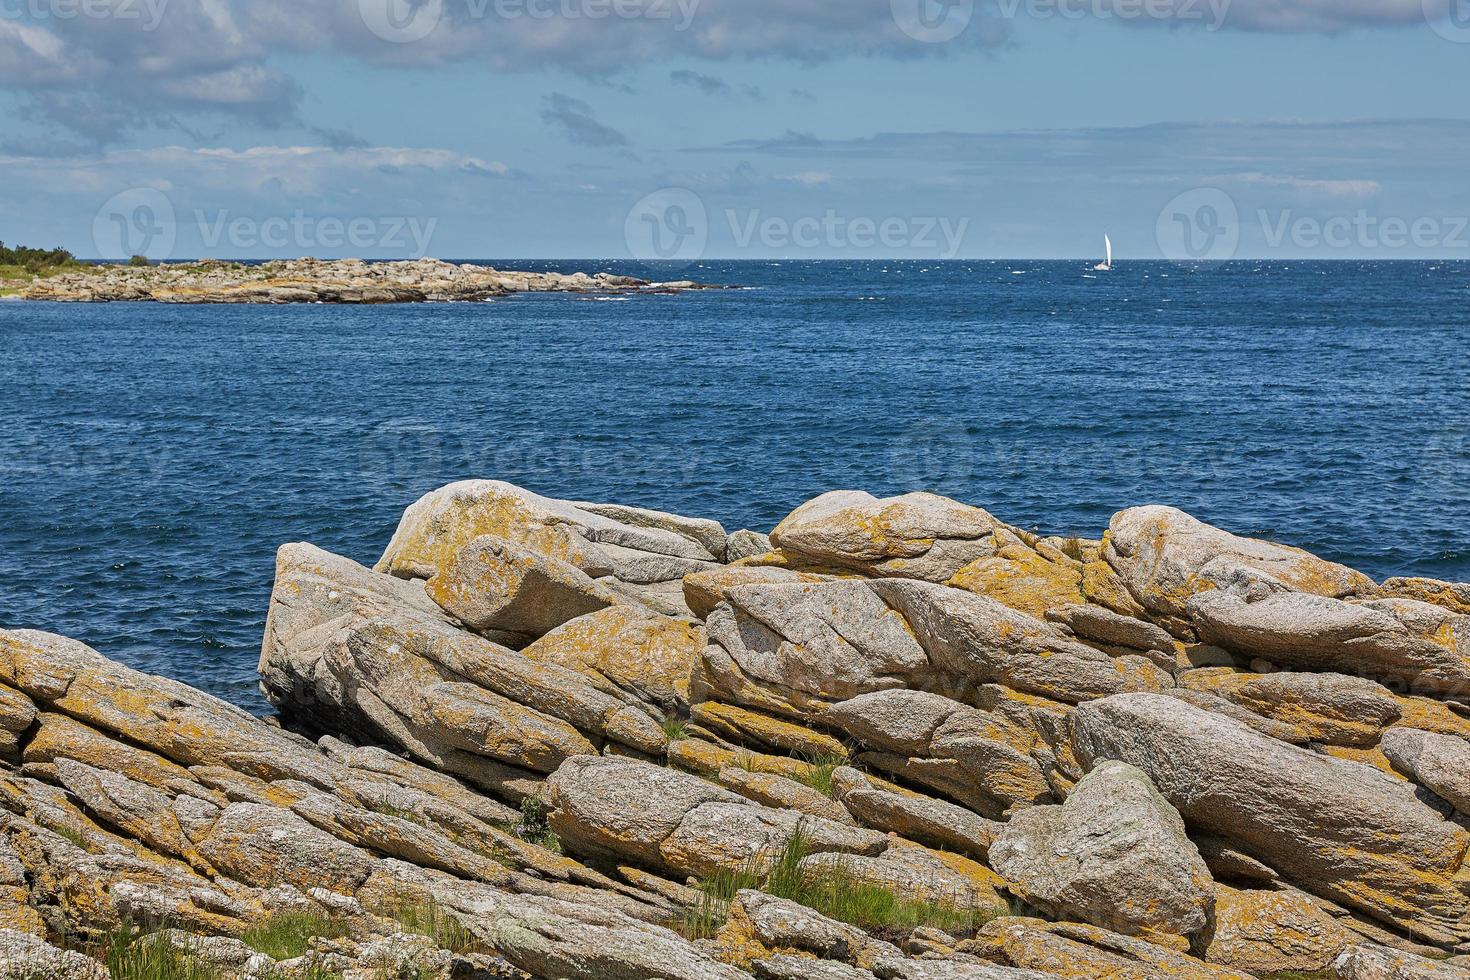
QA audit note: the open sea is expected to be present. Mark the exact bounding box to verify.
[1,259,1467,709]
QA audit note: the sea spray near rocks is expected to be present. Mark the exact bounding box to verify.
[1,480,1469,977]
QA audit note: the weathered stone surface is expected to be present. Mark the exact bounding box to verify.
[684,566,835,620]
[1071,694,1470,946]
[1334,944,1470,980]
[0,929,109,979]
[771,491,1005,582]
[719,890,901,969]
[754,955,877,980]
[728,530,775,562]
[426,534,623,639]
[691,702,848,759]
[522,606,703,716]
[1382,727,1470,814]
[831,768,1001,860]
[1380,578,1470,616]
[798,842,1007,914]
[873,955,1063,979]
[705,582,930,702]
[716,767,855,825]
[1104,506,1374,627]
[377,480,720,583]
[825,691,965,757]
[1186,590,1470,699]
[572,500,729,561]
[869,580,1172,704]
[1202,885,1353,973]
[1178,668,1402,746]
[990,760,1215,944]
[948,532,1085,620]
[966,917,1254,980]
[194,802,377,893]
[545,756,884,878]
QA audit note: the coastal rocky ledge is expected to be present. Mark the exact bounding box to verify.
[17,258,707,304]
[3,482,1470,979]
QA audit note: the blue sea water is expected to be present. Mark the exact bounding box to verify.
[1,259,1467,709]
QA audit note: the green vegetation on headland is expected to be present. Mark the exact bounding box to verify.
[0,240,92,295]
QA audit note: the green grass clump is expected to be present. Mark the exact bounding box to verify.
[793,754,849,799]
[678,825,998,942]
[515,796,562,853]
[239,911,352,961]
[660,716,689,741]
[1259,973,1338,980]
[379,900,484,956]
[100,930,223,980]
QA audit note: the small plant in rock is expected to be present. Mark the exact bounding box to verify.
[660,715,689,741]
[100,929,224,980]
[515,796,561,853]
[794,754,849,799]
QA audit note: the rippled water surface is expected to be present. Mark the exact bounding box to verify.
[2,259,1467,708]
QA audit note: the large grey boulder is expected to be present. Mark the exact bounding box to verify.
[704,582,931,701]
[1334,944,1470,980]
[1103,505,1374,626]
[1070,694,1470,947]
[425,534,622,639]
[989,760,1215,943]
[1187,590,1470,698]
[544,756,886,879]
[1382,728,1470,814]
[870,579,1172,704]
[770,491,1004,582]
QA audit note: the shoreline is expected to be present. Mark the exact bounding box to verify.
[0,480,1466,978]
[12,257,709,304]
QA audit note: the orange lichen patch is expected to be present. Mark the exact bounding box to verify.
[949,542,1085,620]
[1313,840,1470,948]
[1392,698,1470,739]
[1378,578,1470,616]
[692,703,848,760]
[1204,885,1354,973]
[376,491,605,579]
[1178,669,1393,748]
[1080,560,1150,619]
[966,916,1255,980]
[666,738,816,783]
[24,713,198,793]
[1318,745,1403,779]
[523,607,703,711]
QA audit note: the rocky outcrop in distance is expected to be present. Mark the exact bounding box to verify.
[3,480,1470,979]
[18,258,709,303]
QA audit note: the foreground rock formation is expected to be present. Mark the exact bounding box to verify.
[18,258,707,303]
[3,481,1470,979]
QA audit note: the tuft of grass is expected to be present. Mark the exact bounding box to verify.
[380,900,483,956]
[515,796,561,853]
[677,825,998,943]
[100,930,223,980]
[793,754,849,799]
[239,911,352,961]
[48,823,91,850]
[660,716,690,742]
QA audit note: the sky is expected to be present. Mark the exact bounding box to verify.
[2,0,1469,260]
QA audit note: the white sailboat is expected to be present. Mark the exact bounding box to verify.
[1094,234,1113,271]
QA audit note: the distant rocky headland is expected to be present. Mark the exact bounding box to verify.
[11,258,706,304]
[1,481,1469,979]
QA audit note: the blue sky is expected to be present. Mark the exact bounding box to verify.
[2,0,1469,259]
